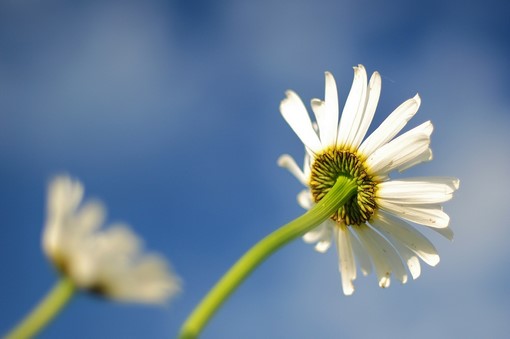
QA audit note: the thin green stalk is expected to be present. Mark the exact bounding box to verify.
[5,277,75,339]
[179,176,357,339]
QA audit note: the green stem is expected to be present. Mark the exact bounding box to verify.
[178,176,357,339]
[5,277,76,339]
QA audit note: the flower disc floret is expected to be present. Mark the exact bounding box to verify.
[310,148,376,225]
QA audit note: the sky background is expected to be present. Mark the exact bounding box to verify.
[1,0,509,338]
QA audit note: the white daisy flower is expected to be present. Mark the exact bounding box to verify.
[278,65,459,295]
[42,175,181,304]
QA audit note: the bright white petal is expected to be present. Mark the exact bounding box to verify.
[377,177,460,204]
[366,121,433,178]
[335,225,356,295]
[350,230,372,276]
[359,94,421,159]
[398,148,433,173]
[278,154,308,186]
[428,225,455,241]
[337,65,367,148]
[311,72,340,148]
[391,243,421,280]
[370,210,440,266]
[280,90,322,152]
[353,224,408,286]
[351,71,382,149]
[378,200,450,228]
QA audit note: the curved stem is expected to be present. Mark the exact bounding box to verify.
[5,277,76,339]
[179,176,357,339]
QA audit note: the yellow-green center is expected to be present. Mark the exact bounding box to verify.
[309,149,377,225]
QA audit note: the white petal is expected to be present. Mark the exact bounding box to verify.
[303,220,334,253]
[297,190,314,210]
[280,90,322,152]
[311,72,339,148]
[353,224,408,286]
[370,210,440,266]
[350,71,382,149]
[392,243,421,280]
[359,94,421,159]
[398,148,433,173]
[48,176,84,219]
[378,200,450,228]
[366,121,433,178]
[107,255,181,304]
[73,201,106,235]
[335,225,356,295]
[278,154,308,186]
[337,65,367,148]
[350,230,372,276]
[428,225,455,241]
[377,177,460,204]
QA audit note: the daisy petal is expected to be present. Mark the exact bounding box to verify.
[351,71,382,149]
[280,90,322,153]
[366,121,433,178]
[428,225,455,241]
[392,243,421,280]
[353,224,408,286]
[297,190,314,209]
[377,177,460,204]
[335,224,356,295]
[278,154,308,186]
[337,65,367,148]
[359,94,421,158]
[303,220,334,253]
[312,72,340,147]
[350,231,372,276]
[378,200,450,228]
[370,210,440,266]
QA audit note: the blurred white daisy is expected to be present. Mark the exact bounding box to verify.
[43,175,180,304]
[278,65,459,295]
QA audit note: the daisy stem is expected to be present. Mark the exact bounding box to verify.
[178,176,357,339]
[5,277,75,339]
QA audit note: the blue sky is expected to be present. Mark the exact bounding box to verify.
[1,0,509,338]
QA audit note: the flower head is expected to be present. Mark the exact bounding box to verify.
[43,175,180,304]
[278,65,459,295]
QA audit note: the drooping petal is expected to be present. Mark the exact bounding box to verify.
[303,220,334,253]
[278,154,308,186]
[369,210,440,266]
[350,230,372,276]
[335,224,356,295]
[337,65,367,149]
[280,90,322,152]
[350,71,382,149]
[352,224,408,287]
[378,200,450,228]
[391,243,422,280]
[377,177,460,204]
[358,94,421,159]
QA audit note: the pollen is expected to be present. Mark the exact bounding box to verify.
[309,148,377,225]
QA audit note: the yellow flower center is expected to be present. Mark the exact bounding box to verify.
[309,149,377,225]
